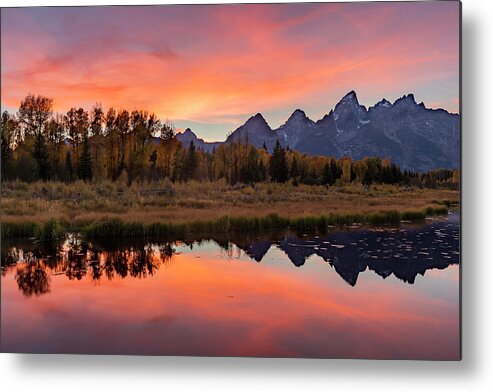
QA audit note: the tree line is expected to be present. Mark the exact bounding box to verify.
[1,94,459,188]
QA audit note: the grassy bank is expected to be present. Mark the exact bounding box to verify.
[82,207,449,239]
[1,180,457,239]
[1,207,450,240]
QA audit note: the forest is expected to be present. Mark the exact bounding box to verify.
[1,94,459,189]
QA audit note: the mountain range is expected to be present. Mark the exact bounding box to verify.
[176,91,460,172]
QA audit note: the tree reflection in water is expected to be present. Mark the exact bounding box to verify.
[15,262,50,297]
[1,235,177,297]
[1,214,459,297]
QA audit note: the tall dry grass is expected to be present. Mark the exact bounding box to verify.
[1,180,458,238]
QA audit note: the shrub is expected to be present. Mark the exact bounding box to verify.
[37,218,65,240]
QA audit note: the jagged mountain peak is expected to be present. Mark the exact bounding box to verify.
[238,113,270,130]
[250,112,267,122]
[277,109,315,150]
[377,98,392,108]
[394,93,417,106]
[176,127,221,153]
[225,111,276,148]
[176,127,203,143]
[286,109,311,122]
[332,90,369,134]
[334,90,367,117]
[290,108,307,117]
[368,98,392,112]
[341,90,358,103]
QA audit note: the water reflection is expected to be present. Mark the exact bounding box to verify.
[2,237,176,297]
[1,214,459,297]
[1,214,460,358]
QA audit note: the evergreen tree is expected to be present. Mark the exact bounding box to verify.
[363,167,373,185]
[33,133,51,181]
[148,149,158,181]
[390,163,402,184]
[240,147,260,183]
[171,145,184,182]
[258,159,267,182]
[65,150,74,182]
[298,164,307,183]
[78,136,93,181]
[380,165,394,184]
[1,111,16,180]
[289,157,299,179]
[1,128,12,178]
[160,121,176,178]
[269,140,288,183]
[322,162,333,185]
[182,140,198,181]
[330,160,339,184]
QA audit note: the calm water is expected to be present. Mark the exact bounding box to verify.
[1,213,460,359]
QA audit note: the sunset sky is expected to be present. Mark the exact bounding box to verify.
[1,2,460,141]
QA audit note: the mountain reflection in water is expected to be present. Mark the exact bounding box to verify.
[1,214,459,297]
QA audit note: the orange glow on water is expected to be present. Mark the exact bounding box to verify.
[1,244,459,359]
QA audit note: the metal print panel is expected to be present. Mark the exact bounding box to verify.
[0,1,461,359]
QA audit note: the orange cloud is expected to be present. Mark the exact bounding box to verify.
[1,2,459,140]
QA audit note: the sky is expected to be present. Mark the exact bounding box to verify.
[1,2,460,141]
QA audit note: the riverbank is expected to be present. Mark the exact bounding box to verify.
[1,180,459,239]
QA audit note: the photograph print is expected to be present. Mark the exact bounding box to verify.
[0,1,461,359]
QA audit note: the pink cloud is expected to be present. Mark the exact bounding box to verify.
[1,2,459,138]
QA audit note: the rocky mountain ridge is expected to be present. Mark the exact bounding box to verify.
[177,91,460,172]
